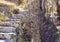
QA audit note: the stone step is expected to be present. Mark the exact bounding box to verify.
[0,28,16,33]
[0,19,21,27]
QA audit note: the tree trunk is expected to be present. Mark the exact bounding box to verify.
[27,0,41,42]
[27,0,57,42]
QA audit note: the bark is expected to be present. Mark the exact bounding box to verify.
[27,0,57,42]
[27,0,41,42]
[57,0,60,26]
